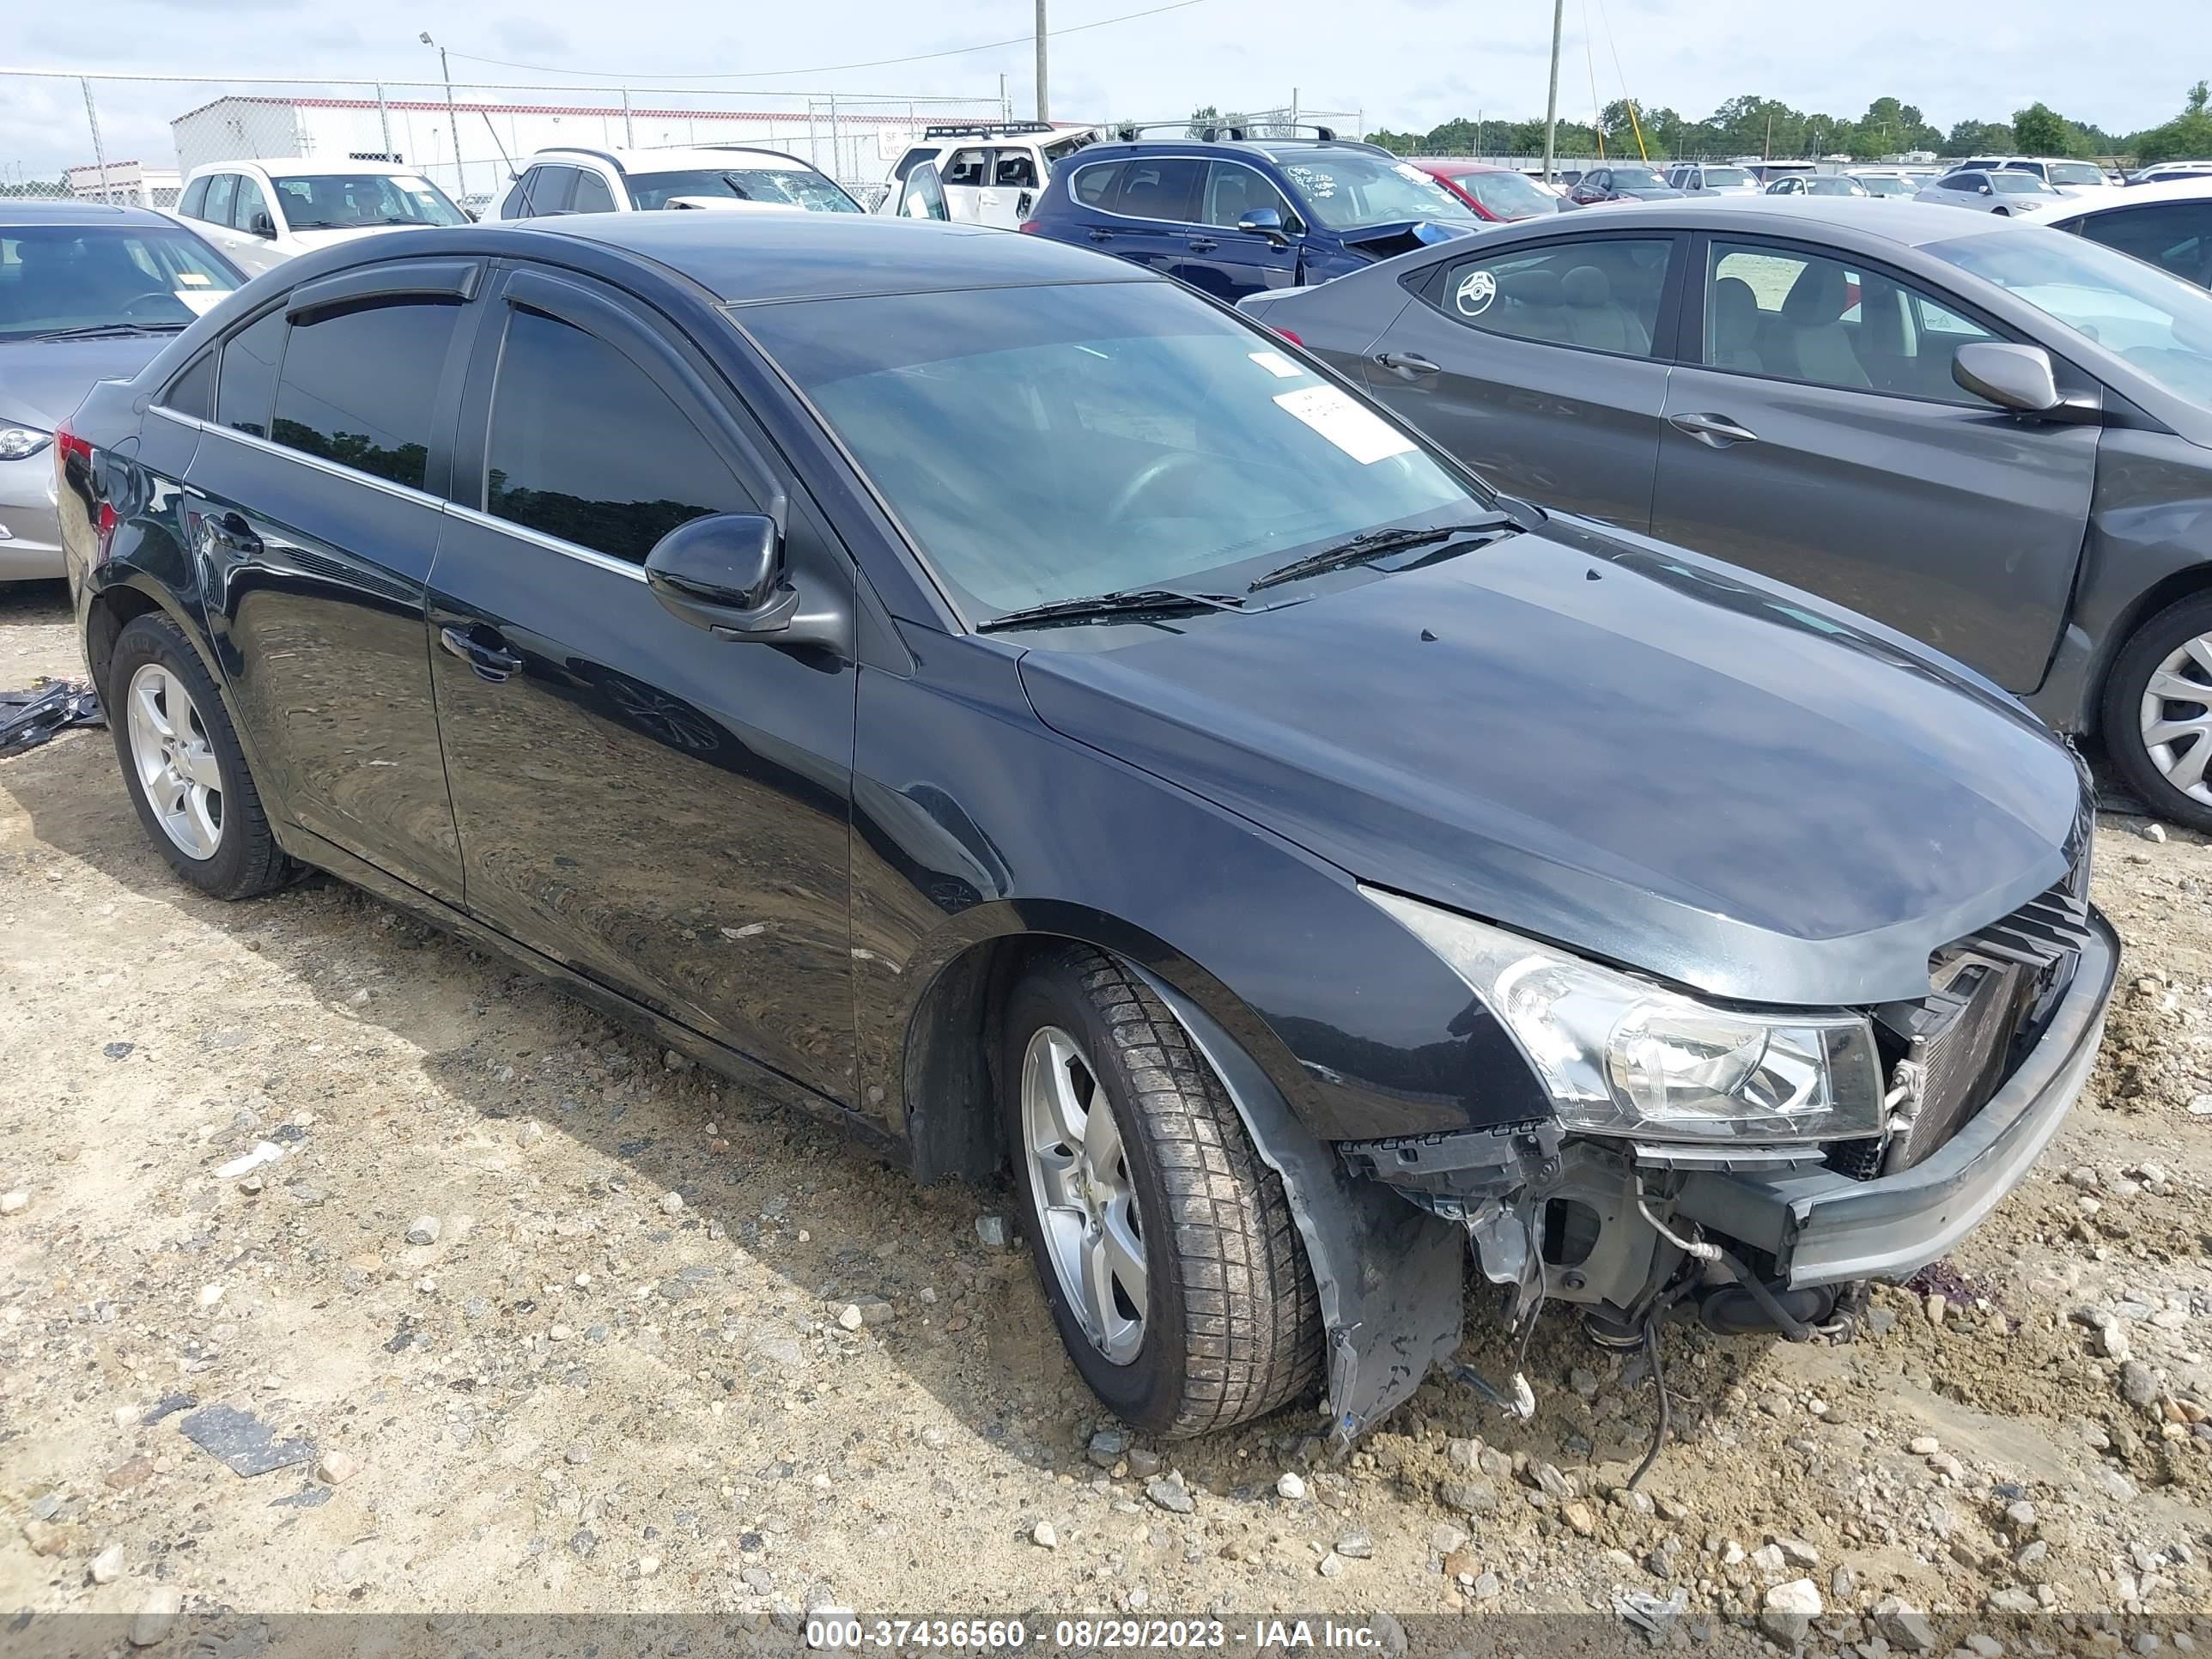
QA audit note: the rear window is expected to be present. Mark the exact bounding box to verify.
[628,166,860,213]
[1458,170,1558,219]
[0,223,239,339]
[1703,167,1753,187]
[270,300,461,490]
[740,280,1474,621]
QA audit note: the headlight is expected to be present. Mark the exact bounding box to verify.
[0,425,51,462]
[1363,886,1883,1143]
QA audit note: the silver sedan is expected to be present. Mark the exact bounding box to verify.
[1914,167,2063,216]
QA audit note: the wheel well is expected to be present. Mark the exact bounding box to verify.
[898,933,1071,1185]
[2083,565,2212,736]
[84,586,163,696]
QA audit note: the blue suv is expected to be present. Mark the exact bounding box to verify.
[1021,126,1483,302]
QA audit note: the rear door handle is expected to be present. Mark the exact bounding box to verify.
[1187,237,1219,252]
[1375,351,1443,380]
[1668,411,1760,446]
[1086,228,1115,243]
[439,624,526,683]
[192,509,261,558]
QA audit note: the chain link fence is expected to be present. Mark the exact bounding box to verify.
[2,70,1008,214]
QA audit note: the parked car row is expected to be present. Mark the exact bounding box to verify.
[51,204,2118,1449]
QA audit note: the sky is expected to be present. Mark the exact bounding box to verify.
[3,0,2200,183]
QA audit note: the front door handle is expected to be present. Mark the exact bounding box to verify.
[1668,410,1761,447]
[439,624,526,683]
[1375,350,1443,380]
[1187,236,1219,252]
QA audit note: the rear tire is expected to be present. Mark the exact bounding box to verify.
[1001,945,1322,1437]
[2101,592,2212,834]
[106,612,293,899]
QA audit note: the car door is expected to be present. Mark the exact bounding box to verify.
[1092,157,1206,275]
[2062,199,2212,289]
[227,174,287,274]
[891,160,951,220]
[1170,160,1302,301]
[984,148,1042,228]
[194,173,246,264]
[183,261,483,901]
[940,148,992,223]
[1358,231,1684,527]
[1647,234,2098,691]
[427,264,857,1099]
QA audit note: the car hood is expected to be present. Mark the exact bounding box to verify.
[287,225,429,252]
[0,336,171,429]
[1015,523,2083,1009]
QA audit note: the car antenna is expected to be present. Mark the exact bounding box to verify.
[477,108,518,183]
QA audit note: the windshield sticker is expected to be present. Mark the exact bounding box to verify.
[175,290,225,315]
[1394,162,1431,184]
[1454,269,1498,317]
[175,271,213,286]
[1273,385,1416,465]
[1248,349,1303,378]
[1282,165,1335,198]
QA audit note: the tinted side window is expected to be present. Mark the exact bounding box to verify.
[1199,161,1294,229]
[532,167,579,215]
[179,176,211,220]
[270,301,461,490]
[216,308,285,437]
[570,170,617,214]
[162,352,216,421]
[1432,237,1671,357]
[2077,203,2212,288]
[501,169,539,219]
[1070,161,1121,207]
[204,173,237,227]
[1109,158,1203,222]
[483,307,757,562]
[233,175,271,232]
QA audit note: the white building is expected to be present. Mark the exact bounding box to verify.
[64,160,182,210]
[168,93,995,210]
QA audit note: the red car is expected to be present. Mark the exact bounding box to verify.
[1406,159,1565,222]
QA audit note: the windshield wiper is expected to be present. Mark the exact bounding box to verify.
[1248,511,1533,592]
[28,322,189,341]
[976,587,1249,633]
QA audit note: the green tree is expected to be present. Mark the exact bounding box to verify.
[2132,81,2212,166]
[1944,118,2015,156]
[2014,101,2091,156]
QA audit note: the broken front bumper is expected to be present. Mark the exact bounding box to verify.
[1671,906,2117,1289]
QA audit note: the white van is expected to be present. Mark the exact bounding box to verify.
[173,159,469,275]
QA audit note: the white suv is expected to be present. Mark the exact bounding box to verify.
[489,146,861,221]
[173,159,469,275]
[876,123,1104,228]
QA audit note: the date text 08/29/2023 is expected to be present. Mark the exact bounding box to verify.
[803,1616,1395,1650]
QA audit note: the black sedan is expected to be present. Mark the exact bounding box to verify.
[58,213,2112,1444]
[1564,165,1683,207]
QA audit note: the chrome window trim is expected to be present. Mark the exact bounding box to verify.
[442,501,649,583]
[182,417,449,509]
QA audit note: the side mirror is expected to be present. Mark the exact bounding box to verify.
[1953,341,2063,414]
[251,211,276,238]
[1237,206,1288,240]
[644,514,848,651]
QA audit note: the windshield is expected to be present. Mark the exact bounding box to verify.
[0,223,240,339]
[1808,177,1864,195]
[1608,167,1668,191]
[740,281,1475,621]
[1929,230,2212,406]
[2045,162,2106,187]
[270,173,466,228]
[1269,152,1480,228]
[1457,169,1559,218]
[1855,174,1912,196]
[1704,167,1754,187]
[629,167,860,212]
[1989,172,2048,194]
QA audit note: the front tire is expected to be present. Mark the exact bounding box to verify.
[107,612,293,898]
[1001,946,1322,1437]
[2101,592,2212,834]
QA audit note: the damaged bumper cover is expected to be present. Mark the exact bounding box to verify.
[1673,907,2117,1288]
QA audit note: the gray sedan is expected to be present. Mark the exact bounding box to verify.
[1,201,245,580]
[1915,167,2064,216]
[1240,197,2212,829]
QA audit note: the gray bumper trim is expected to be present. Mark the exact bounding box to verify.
[1674,908,2116,1289]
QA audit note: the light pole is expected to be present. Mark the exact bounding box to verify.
[1540,0,1565,184]
[1034,0,1049,125]
[420,31,462,202]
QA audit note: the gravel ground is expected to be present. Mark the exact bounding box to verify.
[5,577,2212,1650]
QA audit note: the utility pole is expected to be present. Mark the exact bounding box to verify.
[420,32,462,200]
[1034,0,1049,124]
[1540,0,1565,183]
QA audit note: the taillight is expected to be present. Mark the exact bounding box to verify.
[56,420,91,471]
[1272,326,1304,347]
[1018,219,1042,234]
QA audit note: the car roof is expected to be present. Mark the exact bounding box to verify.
[2063,175,2212,214]
[0,199,175,228]
[516,211,1152,303]
[530,145,825,174]
[186,157,425,178]
[1488,194,2021,249]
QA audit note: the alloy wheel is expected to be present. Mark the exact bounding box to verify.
[1019,1024,1147,1364]
[2139,632,2212,808]
[125,663,224,860]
